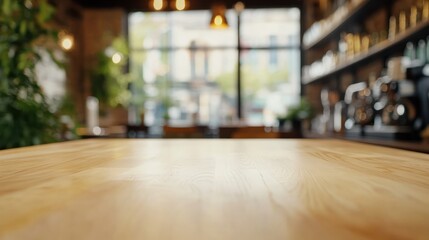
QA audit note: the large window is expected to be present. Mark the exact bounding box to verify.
[128,8,300,128]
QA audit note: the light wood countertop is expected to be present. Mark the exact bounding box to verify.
[1,139,429,239]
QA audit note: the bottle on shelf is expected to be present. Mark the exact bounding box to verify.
[399,11,407,33]
[346,33,355,58]
[388,16,397,40]
[417,40,427,63]
[361,35,370,52]
[423,0,429,20]
[338,32,348,62]
[426,36,429,62]
[354,34,361,54]
[410,6,418,27]
[404,42,416,60]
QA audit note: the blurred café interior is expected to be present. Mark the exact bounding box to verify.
[2,0,429,152]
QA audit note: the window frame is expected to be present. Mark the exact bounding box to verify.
[127,8,301,124]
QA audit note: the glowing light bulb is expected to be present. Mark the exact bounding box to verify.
[59,33,74,51]
[214,15,223,26]
[154,0,163,10]
[112,53,122,64]
[176,0,186,10]
[234,2,245,13]
[61,38,73,50]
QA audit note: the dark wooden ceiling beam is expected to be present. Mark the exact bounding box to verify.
[71,0,301,11]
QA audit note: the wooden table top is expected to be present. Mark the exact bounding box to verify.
[1,139,429,240]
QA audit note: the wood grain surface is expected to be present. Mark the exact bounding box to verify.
[1,139,429,240]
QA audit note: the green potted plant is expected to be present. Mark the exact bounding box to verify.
[89,36,133,127]
[0,0,61,149]
[90,36,132,108]
[278,98,313,131]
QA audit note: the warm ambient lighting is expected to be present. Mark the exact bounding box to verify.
[234,1,245,13]
[175,0,186,11]
[58,31,74,51]
[151,0,166,10]
[210,4,229,29]
[151,0,188,11]
[214,15,223,25]
[111,52,123,64]
[61,38,73,51]
[154,0,163,10]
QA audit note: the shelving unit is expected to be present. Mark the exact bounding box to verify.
[301,0,429,147]
[304,131,429,154]
[303,19,429,84]
[303,0,374,50]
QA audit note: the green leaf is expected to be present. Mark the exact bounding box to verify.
[37,0,55,23]
[19,21,27,35]
[2,0,12,16]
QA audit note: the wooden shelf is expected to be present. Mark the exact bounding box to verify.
[303,20,429,84]
[346,138,429,154]
[304,131,429,154]
[303,0,379,50]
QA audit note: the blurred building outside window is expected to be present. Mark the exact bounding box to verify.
[128,8,300,133]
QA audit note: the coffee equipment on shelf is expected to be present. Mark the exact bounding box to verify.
[375,79,416,127]
[314,87,340,134]
[343,56,423,140]
[344,82,372,130]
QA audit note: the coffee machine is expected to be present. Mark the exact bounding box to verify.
[344,57,425,140]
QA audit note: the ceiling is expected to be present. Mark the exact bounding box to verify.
[71,0,301,11]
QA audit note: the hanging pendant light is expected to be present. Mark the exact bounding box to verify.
[234,1,245,14]
[151,0,189,11]
[210,4,229,29]
[150,0,167,11]
[172,0,189,11]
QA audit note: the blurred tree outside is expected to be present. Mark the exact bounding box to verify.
[215,64,290,104]
[128,14,173,122]
[127,11,297,125]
